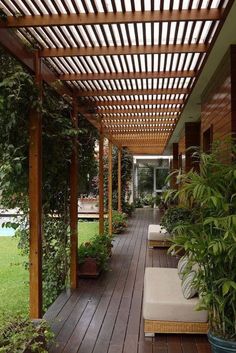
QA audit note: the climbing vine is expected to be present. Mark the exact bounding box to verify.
[0,47,98,311]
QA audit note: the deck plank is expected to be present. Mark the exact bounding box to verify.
[47,208,210,353]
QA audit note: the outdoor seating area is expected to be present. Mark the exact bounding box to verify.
[45,209,211,353]
[0,1,236,353]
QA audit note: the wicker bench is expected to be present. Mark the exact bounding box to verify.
[148,224,171,248]
[143,267,208,336]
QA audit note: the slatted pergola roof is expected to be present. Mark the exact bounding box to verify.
[0,0,233,154]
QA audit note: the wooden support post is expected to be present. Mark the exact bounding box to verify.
[108,141,113,236]
[185,122,200,172]
[70,96,78,289]
[29,50,42,319]
[118,149,122,212]
[172,143,179,189]
[99,129,104,235]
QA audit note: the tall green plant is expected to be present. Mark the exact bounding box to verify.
[169,143,236,340]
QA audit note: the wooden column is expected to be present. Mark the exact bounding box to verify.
[29,50,42,319]
[172,143,179,189]
[108,141,113,236]
[99,129,104,235]
[70,96,78,289]
[118,149,122,212]
[185,122,201,172]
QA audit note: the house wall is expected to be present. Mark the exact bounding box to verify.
[201,46,236,149]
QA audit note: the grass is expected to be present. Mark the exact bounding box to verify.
[0,236,29,319]
[0,221,98,322]
[78,220,99,244]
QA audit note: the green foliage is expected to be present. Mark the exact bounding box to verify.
[122,202,135,217]
[168,142,236,340]
[104,147,133,211]
[142,193,155,207]
[105,210,127,234]
[160,206,198,234]
[134,198,143,208]
[0,47,98,313]
[0,316,53,353]
[138,165,154,194]
[78,234,110,271]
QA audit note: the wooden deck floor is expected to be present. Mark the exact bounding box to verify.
[45,208,211,353]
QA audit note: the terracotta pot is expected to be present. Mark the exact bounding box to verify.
[78,257,101,278]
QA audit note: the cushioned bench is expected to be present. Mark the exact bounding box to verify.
[143,267,208,336]
[148,224,171,248]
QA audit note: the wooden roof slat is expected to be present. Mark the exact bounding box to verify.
[77,88,189,97]
[92,98,184,107]
[100,108,181,114]
[1,8,222,28]
[39,43,208,58]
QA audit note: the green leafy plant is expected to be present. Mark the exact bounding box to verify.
[160,206,198,234]
[105,210,127,234]
[0,47,98,312]
[122,202,135,217]
[78,235,110,271]
[134,197,143,208]
[0,316,54,353]
[168,142,236,340]
[142,193,155,207]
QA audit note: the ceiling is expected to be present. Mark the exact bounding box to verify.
[0,0,234,155]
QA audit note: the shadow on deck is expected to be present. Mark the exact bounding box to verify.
[45,208,211,353]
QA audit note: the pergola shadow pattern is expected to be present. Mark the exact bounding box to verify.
[45,209,210,353]
[0,0,233,155]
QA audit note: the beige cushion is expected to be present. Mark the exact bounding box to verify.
[143,267,208,323]
[148,224,169,241]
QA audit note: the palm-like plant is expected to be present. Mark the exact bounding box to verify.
[169,142,236,340]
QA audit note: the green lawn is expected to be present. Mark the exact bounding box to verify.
[0,221,98,322]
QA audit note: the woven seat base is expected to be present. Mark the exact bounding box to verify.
[148,239,171,248]
[144,319,208,335]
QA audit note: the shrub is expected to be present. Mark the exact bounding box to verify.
[78,234,110,271]
[134,198,143,208]
[142,193,155,207]
[122,202,135,217]
[0,316,53,353]
[105,210,127,234]
[160,206,197,234]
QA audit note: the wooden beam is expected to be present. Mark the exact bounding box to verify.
[59,70,195,81]
[0,28,71,96]
[70,96,78,289]
[94,99,184,107]
[40,43,207,58]
[29,51,42,319]
[78,88,189,97]
[108,141,113,236]
[2,9,222,28]
[101,108,181,115]
[118,149,122,213]
[99,129,104,235]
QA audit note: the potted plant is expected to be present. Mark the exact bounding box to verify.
[104,210,127,234]
[78,235,110,277]
[0,316,53,353]
[160,206,198,234]
[169,144,236,352]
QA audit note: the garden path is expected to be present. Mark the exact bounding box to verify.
[46,208,211,353]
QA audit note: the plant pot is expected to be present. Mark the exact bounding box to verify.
[208,332,236,353]
[78,257,101,278]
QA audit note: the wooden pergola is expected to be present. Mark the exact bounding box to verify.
[0,0,233,319]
